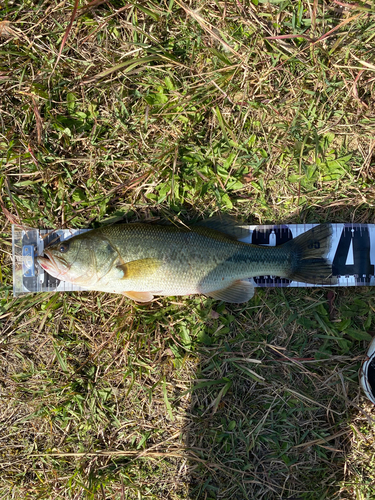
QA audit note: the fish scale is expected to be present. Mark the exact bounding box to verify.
[35,221,335,303]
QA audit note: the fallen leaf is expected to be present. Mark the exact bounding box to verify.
[210,310,220,319]
[0,20,14,39]
[242,173,255,183]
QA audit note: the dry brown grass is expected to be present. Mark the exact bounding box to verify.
[1,0,375,498]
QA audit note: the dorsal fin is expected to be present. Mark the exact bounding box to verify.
[195,215,248,240]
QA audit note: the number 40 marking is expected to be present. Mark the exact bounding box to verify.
[332,226,374,282]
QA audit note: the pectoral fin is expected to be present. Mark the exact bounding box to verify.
[122,291,154,302]
[117,257,161,279]
[207,280,254,303]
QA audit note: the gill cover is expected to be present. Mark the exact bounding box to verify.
[39,233,110,286]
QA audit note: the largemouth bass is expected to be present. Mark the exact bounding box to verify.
[37,221,335,303]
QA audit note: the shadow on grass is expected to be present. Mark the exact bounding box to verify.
[182,289,364,499]
[176,214,375,499]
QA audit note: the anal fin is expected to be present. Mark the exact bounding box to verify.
[206,280,254,303]
[122,291,154,302]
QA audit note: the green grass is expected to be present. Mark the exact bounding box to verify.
[1,0,375,498]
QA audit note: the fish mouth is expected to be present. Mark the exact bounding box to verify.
[37,249,67,279]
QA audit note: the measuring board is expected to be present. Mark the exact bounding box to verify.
[12,223,375,296]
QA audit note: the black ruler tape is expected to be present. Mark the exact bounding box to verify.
[247,223,375,288]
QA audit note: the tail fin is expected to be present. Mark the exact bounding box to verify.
[284,224,336,284]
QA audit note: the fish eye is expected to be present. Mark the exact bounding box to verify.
[59,242,70,253]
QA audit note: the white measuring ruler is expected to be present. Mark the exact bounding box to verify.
[12,223,375,296]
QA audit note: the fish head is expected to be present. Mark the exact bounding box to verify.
[37,235,98,286]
